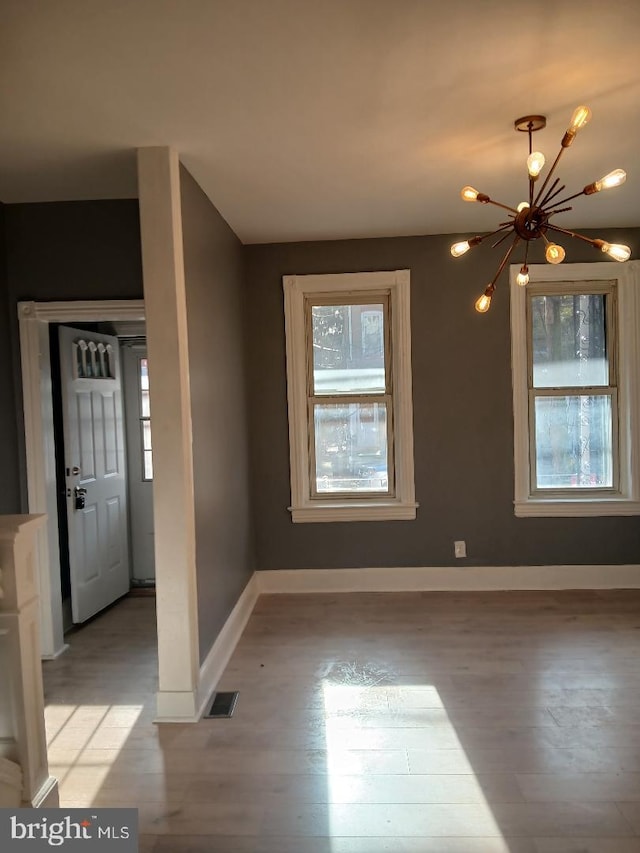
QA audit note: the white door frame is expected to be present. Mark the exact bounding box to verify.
[18,300,146,659]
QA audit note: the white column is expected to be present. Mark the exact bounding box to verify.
[137,147,200,721]
[0,514,58,806]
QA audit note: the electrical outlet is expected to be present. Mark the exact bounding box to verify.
[454,540,466,559]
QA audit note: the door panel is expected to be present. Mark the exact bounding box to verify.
[59,326,130,623]
[106,496,123,569]
[102,391,118,475]
[81,504,99,583]
[77,392,96,479]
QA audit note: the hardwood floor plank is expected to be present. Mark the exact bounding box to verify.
[151,836,538,853]
[533,841,640,853]
[184,771,524,806]
[517,772,640,802]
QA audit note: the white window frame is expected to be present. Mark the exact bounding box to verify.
[283,270,417,523]
[510,260,640,517]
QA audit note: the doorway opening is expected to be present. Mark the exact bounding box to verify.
[48,320,155,633]
[19,296,201,723]
[18,300,147,658]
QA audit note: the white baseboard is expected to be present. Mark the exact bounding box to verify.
[196,574,259,720]
[256,564,640,593]
[30,775,59,808]
[41,642,69,662]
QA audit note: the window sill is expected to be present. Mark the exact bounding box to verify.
[515,498,640,518]
[289,501,418,523]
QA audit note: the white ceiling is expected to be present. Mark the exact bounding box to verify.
[2,0,639,243]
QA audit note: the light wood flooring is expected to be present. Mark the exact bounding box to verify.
[42,589,640,852]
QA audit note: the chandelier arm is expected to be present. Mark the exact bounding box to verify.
[543,188,586,210]
[538,179,564,209]
[489,236,521,286]
[525,121,538,218]
[533,147,566,208]
[491,229,515,250]
[486,199,519,215]
[522,241,530,270]
[485,222,516,241]
[545,223,599,246]
[545,206,573,218]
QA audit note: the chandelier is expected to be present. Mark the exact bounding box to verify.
[451,106,631,313]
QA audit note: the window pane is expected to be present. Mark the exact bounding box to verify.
[531,293,608,388]
[312,304,385,394]
[139,358,151,416]
[534,394,613,488]
[314,402,388,493]
[143,450,153,480]
[142,420,152,451]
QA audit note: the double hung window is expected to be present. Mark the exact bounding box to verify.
[510,261,640,516]
[283,270,416,522]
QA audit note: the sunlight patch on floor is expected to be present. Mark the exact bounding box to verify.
[322,681,505,838]
[45,702,144,794]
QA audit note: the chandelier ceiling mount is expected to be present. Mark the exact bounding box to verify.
[514,115,546,134]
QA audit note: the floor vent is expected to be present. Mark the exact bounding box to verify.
[204,691,239,719]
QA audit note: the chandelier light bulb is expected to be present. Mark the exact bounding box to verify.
[461,186,480,202]
[475,293,492,313]
[517,201,530,212]
[568,105,592,132]
[595,169,627,192]
[527,151,545,178]
[600,242,631,262]
[475,284,495,313]
[451,236,482,257]
[562,105,592,147]
[451,240,471,258]
[545,243,566,264]
[516,266,530,286]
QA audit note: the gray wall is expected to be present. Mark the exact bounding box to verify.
[2,200,143,511]
[179,166,255,662]
[244,228,640,570]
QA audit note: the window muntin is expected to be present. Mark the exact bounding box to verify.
[527,285,617,494]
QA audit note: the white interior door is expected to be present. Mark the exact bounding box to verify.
[59,326,130,623]
[122,344,155,582]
